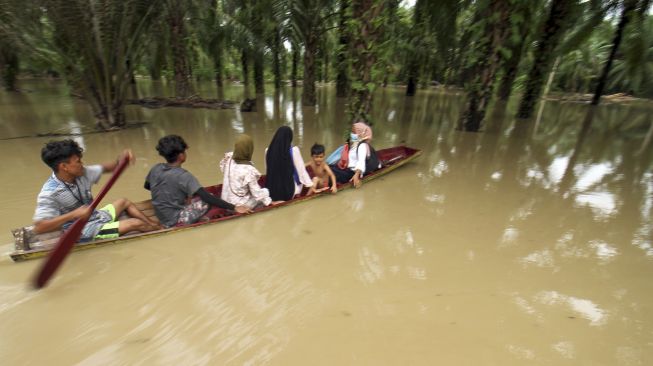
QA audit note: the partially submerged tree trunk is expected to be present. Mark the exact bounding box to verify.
[80,81,127,130]
[516,0,575,119]
[534,56,560,130]
[302,35,318,106]
[169,1,193,97]
[405,0,425,97]
[322,46,329,83]
[241,50,250,88]
[254,52,264,94]
[497,39,526,101]
[496,1,536,101]
[348,0,386,122]
[273,26,282,90]
[460,0,512,132]
[591,0,638,105]
[335,0,349,98]
[454,9,483,87]
[149,38,166,81]
[129,70,138,99]
[291,43,299,88]
[214,55,223,89]
[0,46,19,91]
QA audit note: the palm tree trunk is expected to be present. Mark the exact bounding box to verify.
[497,36,527,101]
[349,0,386,122]
[534,56,560,130]
[241,50,250,88]
[460,0,511,132]
[591,0,638,105]
[273,26,282,90]
[214,55,223,89]
[291,43,299,88]
[516,0,574,119]
[129,70,138,99]
[0,47,19,91]
[455,9,483,87]
[149,40,165,81]
[336,0,349,98]
[323,48,329,83]
[254,52,264,94]
[302,36,317,106]
[84,84,127,130]
[169,3,193,97]
[316,55,323,83]
[405,0,424,96]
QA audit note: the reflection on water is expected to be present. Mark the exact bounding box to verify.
[535,290,608,326]
[1,80,653,364]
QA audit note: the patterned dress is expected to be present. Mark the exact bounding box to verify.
[220,152,272,209]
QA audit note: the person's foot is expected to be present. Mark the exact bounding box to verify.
[147,221,163,231]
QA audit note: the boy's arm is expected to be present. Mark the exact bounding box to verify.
[324,164,338,192]
[33,206,92,234]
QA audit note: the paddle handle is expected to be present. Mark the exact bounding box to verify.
[89,157,129,210]
[33,156,130,289]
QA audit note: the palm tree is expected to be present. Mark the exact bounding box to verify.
[0,0,40,91]
[266,0,290,91]
[166,0,195,97]
[591,0,643,104]
[1,0,161,129]
[552,0,617,94]
[516,0,578,119]
[335,0,349,97]
[290,0,337,106]
[249,0,267,94]
[197,0,228,93]
[291,41,300,87]
[459,0,512,132]
[496,0,542,101]
[348,0,387,122]
[405,0,427,97]
[609,15,653,96]
[0,39,18,91]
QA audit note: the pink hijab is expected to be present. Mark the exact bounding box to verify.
[338,122,373,169]
[352,122,373,141]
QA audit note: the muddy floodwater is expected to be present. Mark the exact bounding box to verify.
[0,80,652,365]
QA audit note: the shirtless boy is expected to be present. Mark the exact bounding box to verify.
[307,143,338,195]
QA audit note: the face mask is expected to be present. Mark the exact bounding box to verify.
[350,133,359,142]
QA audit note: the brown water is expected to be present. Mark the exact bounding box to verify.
[0,80,652,365]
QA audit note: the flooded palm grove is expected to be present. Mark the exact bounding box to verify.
[0,80,652,365]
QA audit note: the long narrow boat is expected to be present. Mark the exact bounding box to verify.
[9,146,421,262]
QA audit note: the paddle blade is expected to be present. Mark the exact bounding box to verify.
[33,217,88,289]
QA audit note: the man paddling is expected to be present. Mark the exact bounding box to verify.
[33,140,160,241]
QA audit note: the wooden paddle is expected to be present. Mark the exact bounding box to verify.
[33,156,130,289]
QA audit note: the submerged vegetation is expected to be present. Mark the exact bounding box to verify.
[0,0,652,131]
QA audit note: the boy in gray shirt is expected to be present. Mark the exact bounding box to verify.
[145,135,250,227]
[34,140,160,241]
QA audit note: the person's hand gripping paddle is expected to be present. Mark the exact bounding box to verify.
[33,156,130,289]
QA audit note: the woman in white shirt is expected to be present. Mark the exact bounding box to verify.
[265,126,313,200]
[220,134,273,209]
[329,122,381,188]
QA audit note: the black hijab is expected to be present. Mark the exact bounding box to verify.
[266,126,295,200]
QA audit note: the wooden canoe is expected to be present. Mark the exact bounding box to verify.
[9,146,422,262]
